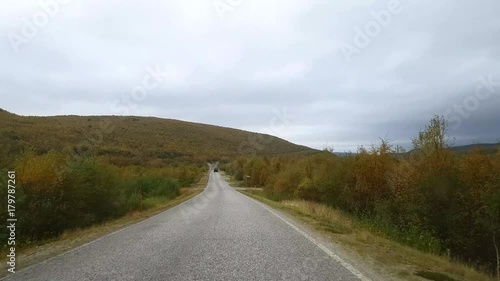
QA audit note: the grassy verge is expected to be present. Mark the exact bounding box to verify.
[0,173,208,277]
[239,189,495,281]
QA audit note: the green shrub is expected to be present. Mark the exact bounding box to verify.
[224,117,500,274]
[134,177,180,199]
[7,150,195,244]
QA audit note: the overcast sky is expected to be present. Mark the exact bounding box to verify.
[1,0,499,151]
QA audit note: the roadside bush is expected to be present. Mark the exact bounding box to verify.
[134,177,180,199]
[0,171,9,245]
[225,116,500,274]
[61,158,126,228]
[14,151,126,241]
[7,149,199,244]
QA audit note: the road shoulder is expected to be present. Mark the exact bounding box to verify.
[237,190,494,281]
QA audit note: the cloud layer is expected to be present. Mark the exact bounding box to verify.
[2,0,500,151]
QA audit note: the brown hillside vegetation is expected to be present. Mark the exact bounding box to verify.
[0,109,313,167]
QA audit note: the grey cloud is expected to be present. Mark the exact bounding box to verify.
[1,0,499,151]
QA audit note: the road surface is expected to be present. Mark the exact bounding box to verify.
[4,171,370,281]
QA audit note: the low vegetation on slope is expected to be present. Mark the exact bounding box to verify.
[0,109,313,167]
[224,116,500,277]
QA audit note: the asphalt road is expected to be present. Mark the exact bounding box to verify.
[4,171,370,281]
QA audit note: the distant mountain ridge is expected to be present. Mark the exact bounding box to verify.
[334,143,499,157]
[0,109,315,167]
[448,143,499,154]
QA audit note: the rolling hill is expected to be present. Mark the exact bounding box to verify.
[0,108,315,167]
[404,143,499,157]
[448,143,499,154]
